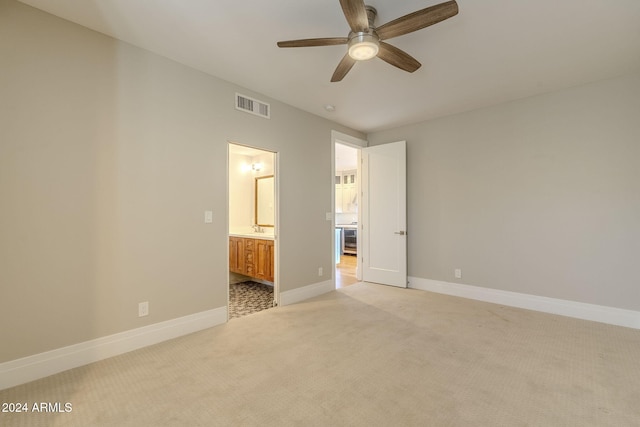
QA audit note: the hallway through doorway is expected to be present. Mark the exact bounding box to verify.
[336,254,358,288]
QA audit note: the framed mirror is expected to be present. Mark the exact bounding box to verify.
[255,175,274,227]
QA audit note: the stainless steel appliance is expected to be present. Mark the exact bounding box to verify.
[341,227,357,255]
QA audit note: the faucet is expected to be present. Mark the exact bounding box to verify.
[252,224,263,233]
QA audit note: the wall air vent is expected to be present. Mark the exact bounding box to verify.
[235,93,270,119]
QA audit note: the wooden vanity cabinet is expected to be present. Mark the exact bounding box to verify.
[229,236,274,283]
[229,236,245,274]
[254,239,274,282]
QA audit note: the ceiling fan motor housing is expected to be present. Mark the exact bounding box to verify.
[348,30,380,60]
[348,6,379,61]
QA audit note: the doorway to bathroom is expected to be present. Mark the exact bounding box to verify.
[228,142,278,319]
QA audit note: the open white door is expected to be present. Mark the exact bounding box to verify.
[361,141,407,287]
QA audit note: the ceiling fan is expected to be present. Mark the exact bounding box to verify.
[277,0,458,82]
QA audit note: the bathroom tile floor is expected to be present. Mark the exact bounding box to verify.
[229,281,274,319]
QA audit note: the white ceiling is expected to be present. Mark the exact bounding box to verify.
[18,0,640,134]
[229,143,269,158]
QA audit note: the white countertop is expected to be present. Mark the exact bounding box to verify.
[229,228,275,240]
[229,232,274,240]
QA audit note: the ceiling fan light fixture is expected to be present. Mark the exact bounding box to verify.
[348,33,379,61]
[276,0,459,81]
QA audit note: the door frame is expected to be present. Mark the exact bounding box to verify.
[226,141,280,319]
[331,131,367,285]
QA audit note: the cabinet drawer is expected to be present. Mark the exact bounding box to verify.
[245,245,254,275]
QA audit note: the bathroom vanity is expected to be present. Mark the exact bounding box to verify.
[229,235,275,283]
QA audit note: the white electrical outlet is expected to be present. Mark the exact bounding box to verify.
[454,269,462,279]
[138,301,149,317]
[318,267,323,276]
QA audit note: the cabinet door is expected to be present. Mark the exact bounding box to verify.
[335,175,343,213]
[254,239,272,281]
[344,171,356,185]
[343,185,356,213]
[266,240,274,282]
[255,239,275,282]
[342,169,357,213]
[229,237,245,274]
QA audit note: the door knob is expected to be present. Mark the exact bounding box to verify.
[394,231,406,235]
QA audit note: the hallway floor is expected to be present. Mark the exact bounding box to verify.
[336,254,358,288]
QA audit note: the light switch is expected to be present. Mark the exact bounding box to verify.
[204,211,213,223]
[326,212,332,221]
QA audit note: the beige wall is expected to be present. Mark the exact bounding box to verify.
[228,149,275,230]
[369,72,640,311]
[228,152,254,230]
[0,0,363,362]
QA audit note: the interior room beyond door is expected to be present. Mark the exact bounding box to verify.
[228,143,278,318]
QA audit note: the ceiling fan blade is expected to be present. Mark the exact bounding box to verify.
[277,38,348,48]
[376,0,458,41]
[339,0,369,33]
[377,42,421,73]
[331,53,357,82]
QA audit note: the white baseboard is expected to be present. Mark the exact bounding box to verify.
[409,277,640,330]
[279,279,334,306]
[0,307,227,391]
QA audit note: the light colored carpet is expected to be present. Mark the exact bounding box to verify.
[1,282,640,426]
